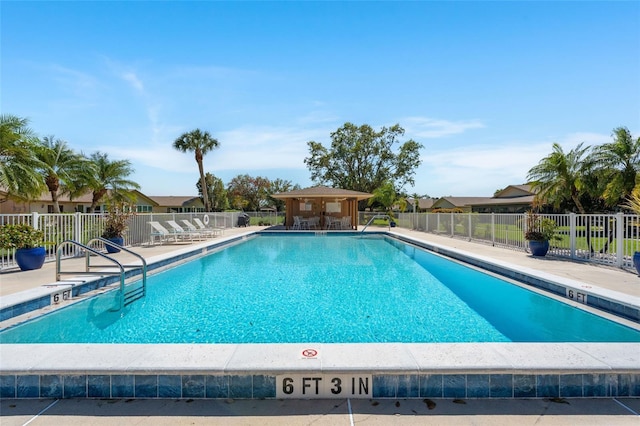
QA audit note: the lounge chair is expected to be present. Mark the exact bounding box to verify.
[181,219,218,238]
[165,220,202,242]
[148,221,177,245]
[193,218,224,235]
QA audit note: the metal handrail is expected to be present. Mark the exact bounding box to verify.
[87,237,147,291]
[361,214,392,233]
[55,239,147,310]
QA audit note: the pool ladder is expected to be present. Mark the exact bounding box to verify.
[360,214,392,233]
[55,238,147,311]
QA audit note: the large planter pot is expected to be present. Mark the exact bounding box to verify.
[528,240,550,257]
[105,237,124,253]
[633,252,640,276]
[15,247,46,271]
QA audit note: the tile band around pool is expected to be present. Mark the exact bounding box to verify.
[1,343,639,399]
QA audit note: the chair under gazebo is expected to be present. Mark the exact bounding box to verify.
[271,186,373,230]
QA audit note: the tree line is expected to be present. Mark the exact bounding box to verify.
[3,113,637,214]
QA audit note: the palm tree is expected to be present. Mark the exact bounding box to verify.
[590,126,640,207]
[0,114,45,200]
[86,152,141,212]
[368,181,407,220]
[35,136,90,213]
[527,142,591,213]
[172,129,219,212]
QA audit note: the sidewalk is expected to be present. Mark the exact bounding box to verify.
[2,397,640,425]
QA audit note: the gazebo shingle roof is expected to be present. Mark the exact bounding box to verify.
[272,185,372,200]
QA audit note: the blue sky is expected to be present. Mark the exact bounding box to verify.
[2,1,639,198]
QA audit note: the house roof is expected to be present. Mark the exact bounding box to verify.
[466,195,535,206]
[0,189,95,203]
[146,196,203,207]
[272,185,373,200]
[433,197,494,208]
[493,184,534,198]
[418,198,437,209]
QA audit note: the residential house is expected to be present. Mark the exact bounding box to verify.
[145,195,204,213]
[0,188,204,215]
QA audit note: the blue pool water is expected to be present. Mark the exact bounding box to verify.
[1,234,639,343]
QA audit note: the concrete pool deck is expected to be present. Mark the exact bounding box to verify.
[1,226,639,423]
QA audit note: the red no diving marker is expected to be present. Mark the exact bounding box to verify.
[302,348,318,358]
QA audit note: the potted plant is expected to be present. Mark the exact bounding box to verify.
[623,189,640,275]
[101,203,134,253]
[0,223,46,271]
[524,212,559,257]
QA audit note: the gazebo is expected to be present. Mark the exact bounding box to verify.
[272,186,373,230]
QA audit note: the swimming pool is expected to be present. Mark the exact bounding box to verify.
[2,230,639,401]
[2,234,638,344]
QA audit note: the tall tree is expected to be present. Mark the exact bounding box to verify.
[35,135,90,213]
[590,126,640,207]
[227,174,271,211]
[304,123,423,196]
[267,178,298,212]
[527,142,591,213]
[196,173,229,212]
[172,129,219,212]
[86,151,140,212]
[0,114,45,200]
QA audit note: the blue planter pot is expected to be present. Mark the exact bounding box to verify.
[105,237,124,253]
[528,240,550,257]
[633,252,640,276]
[15,247,46,271]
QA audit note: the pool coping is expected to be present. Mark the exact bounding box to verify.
[1,230,639,400]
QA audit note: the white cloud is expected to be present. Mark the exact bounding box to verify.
[122,71,144,93]
[558,132,610,148]
[48,64,101,98]
[413,141,558,197]
[402,117,486,139]
[212,125,330,170]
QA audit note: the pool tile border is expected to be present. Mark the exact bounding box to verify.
[2,372,639,400]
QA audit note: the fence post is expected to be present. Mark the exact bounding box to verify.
[32,212,40,229]
[450,212,454,237]
[468,213,472,240]
[616,212,624,267]
[569,213,576,259]
[74,212,82,243]
[491,213,495,246]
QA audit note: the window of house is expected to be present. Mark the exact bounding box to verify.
[300,202,313,211]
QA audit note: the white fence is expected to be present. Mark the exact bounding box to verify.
[387,212,640,272]
[1,211,639,273]
[0,211,263,270]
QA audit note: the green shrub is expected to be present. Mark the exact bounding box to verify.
[0,224,45,249]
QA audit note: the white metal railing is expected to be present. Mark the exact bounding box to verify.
[0,211,271,270]
[1,211,639,273]
[367,212,640,273]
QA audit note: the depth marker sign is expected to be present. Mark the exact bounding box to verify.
[276,374,372,399]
